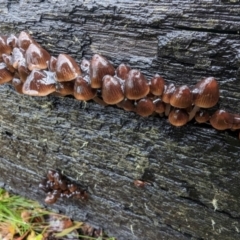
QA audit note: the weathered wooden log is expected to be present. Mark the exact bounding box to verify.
[1,1,240,239]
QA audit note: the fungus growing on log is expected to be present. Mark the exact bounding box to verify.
[124,69,150,100]
[39,170,88,204]
[0,31,240,139]
[168,108,189,127]
[102,75,124,104]
[55,54,81,82]
[90,54,115,89]
[149,74,165,96]
[25,43,51,70]
[189,77,219,121]
[22,70,56,96]
[74,76,97,101]
[136,98,155,117]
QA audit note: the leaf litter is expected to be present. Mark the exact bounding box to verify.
[0,188,116,240]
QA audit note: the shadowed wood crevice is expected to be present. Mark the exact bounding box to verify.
[1,1,240,240]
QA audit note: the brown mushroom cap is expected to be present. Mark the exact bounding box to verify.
[89,54,115,88]
[0,63,14,84]
[56,81,75,96]
[59,179,68,191]
[189,77,219,121]
[55,53,81,82]
[162,83,176,104]
[168,108,189,127]
[26,43,51,70]
[136,98,155,117]
[18,60,31,82]
[116,98,135,112]
[45,193,57,204]
[192,77,219,108]
[12,77,24,94]
[154,99,165,114]
[210,110,233,130]
[74,190,88,201]
[170,85,193,109]
[0,36,12,56]
[47,170,56,181]
[22,70,56,96]
[195,110,210,123]
[7,34,17,49]
[102,75,124,104]
[74,76,96,101]
[2,54,15,72]
[124,69,150,100]
[17,31,34,51]
[116,63,131,80]
[149,74,165,96]
[48,56,57,72]
[68,184,78,193]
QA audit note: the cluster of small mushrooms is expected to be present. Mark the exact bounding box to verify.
[0,31,240,137]
[39,170,88,204]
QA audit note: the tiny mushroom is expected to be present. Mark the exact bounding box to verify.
[0,36,12,57]
[0,63,14,84]
[170,85,193,109]
[102,75,124,104]
[45,193,57,204]
[161,83,176,116]
[22,70,56,96]
[55,53,81,82]
[189,77,219,121]
[74,76,97,101]
[17,31,34,51]
[18,60,31,82]
[149,74,165,96]
[168,108,189,127]
[117,98,135,112]
[89,54,115,88]
[124,69,150,100]
[48,56,57,72]
[195,110,210,124]
[12,77,24,94]
[2,54,15,72]
[136,98,155,117]
[210,109,233,130]
[116,63,131,81]
[56,81,75,96]
[7,34,17,48]
[25,43,51,70]
[154,99,165,117]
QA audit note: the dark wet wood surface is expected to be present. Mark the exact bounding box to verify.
[0,1,240,239]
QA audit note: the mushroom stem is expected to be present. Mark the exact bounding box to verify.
[164,103,171,116]
[93,96,108,106]
[188,105,200,121]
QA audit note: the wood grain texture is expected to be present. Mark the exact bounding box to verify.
[0,1,240,239]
